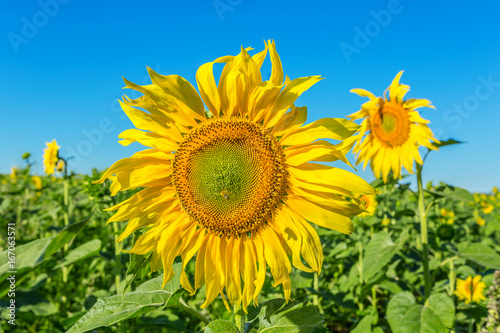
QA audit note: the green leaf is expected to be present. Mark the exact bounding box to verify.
[350,314,373,333]
[434,139,463,148]
[387,292,454,333]
[427,293,455,328]
[54,239,101,270]
[0,237,53,298]
[363,232,399,282]
[456,242,500,269]
[394,209,415,218]
[44,212,94,259]
[67,262,183,333]
[204,319,240,333]
[67,289,183,333]
[257,299,326,332]
[0,237,53,277]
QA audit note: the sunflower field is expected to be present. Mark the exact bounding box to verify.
[1,43,500,333]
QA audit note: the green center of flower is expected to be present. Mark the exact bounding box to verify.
[381,113,397,134]
[172,119,288,236]
[188,139,259,211]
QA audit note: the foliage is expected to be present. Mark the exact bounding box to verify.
[0,166,499,332]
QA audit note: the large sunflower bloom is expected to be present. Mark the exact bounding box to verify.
[43,139,60,175]
[455,275,486,304]
[94,41,374,311]
[349,71,439,182]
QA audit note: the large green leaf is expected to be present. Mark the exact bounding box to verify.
[0,212,93,297]
[44,212,94,258]
[66,289,183,333]
[257,299,326,332]
[67,262,183,333]
[456,242,500,269]
[363,232,398,282]
[54,239,101,270]
[350,313,373,333]
[0,237,53,277]
[204,319,240,333]
[387,292,454,333]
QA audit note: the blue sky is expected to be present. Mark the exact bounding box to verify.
[1,0,499,192]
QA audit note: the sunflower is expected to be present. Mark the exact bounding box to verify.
[43,140,60,175]
[10,167,18,181]
[349,71,439,182]
[455,275,486,304]
[56,159,65,173]
[94,41,374,311]
[358,194,377,217]
[32,176,43,190]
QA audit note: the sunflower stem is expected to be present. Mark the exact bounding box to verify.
[313,272,319,306]
[449,259,456,297]
[113,221,122,294]
[416,163,431,301]
[234,303,246,333]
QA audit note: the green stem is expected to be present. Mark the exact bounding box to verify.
[449,259,456,297]
[113,222,122,294]
[313,272,319,306]
[313,272,324,314]
[63,178,69,227]
[417,164,431,301]
[234,303,246,333]
[372,285,378,313]
[358,241,364,285]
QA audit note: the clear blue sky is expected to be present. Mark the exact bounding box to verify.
[1,0,499,192]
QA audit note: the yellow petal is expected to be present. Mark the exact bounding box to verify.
[280,118,360,146]
[285,195,354,234]
[267,39,283,86]
[118,129,178,152]
[264,76,323,128]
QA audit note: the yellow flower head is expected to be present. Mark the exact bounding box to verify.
[349,71,439,182]
[56,159,65,173]
[476,217,486,226]
[31,176,42,190]
[94,41,374,311]
[10,167,18,181]
[359,194,377,217]
[381,218,391,226]
[43,140,60,175]
[455,275,486,304]
[481,202,494,215]
[440,208,455,225]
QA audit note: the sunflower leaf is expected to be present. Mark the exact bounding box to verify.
[44,211,94,259]
[387,292,454,333]
[204,319,240,333]
[434,139,463,148]
[257,299,326,332]
[362,232,398,283]
[66,289,184,333]
[455,242,500,269]
[53,239,101,270]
